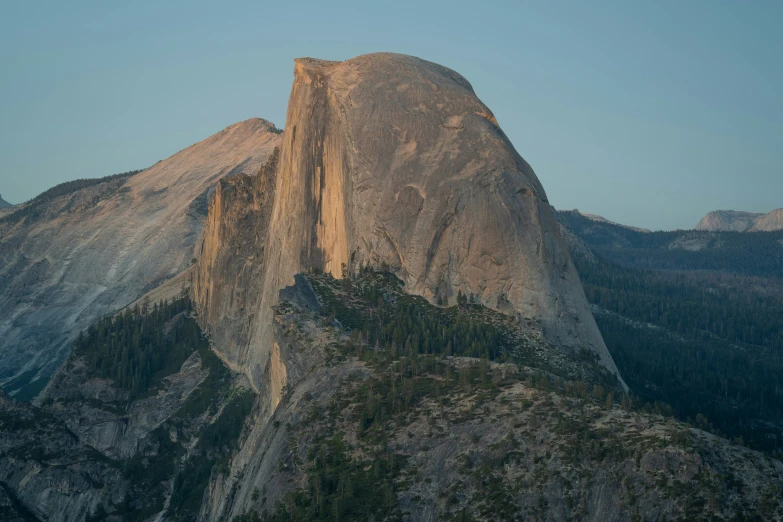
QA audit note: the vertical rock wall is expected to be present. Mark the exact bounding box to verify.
[196,54,625,393]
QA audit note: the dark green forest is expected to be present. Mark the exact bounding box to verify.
[558,211,783,453]
[74,296,200,400]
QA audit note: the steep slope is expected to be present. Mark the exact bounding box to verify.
[0,119,282,398]
[192,148,280,380]
[695,208,783,232]
[0,298,254,522]
[195,53,623,396]
[0,194,11,209]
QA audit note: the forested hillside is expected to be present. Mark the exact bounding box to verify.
[0,297,255,522]
[74,296,199,399]
[557,210,783,453]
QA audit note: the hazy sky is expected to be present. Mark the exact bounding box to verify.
[1,1,781,230]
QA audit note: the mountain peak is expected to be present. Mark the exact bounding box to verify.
[224,117,280,133]
[193,53,625,394]
[750,208,783,231]
[0,120,282,397]
[295,53,477,95]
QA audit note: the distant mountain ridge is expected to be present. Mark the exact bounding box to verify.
[696,208,783,232]
[555,209,783,452]
[0,193,11,209]
[570,209,651,233]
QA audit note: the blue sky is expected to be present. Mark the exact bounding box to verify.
[1,0,780,230]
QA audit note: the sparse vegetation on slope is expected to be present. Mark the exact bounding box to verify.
[307,267,619,389]
[232,270,783,522]
[1,297,256,522]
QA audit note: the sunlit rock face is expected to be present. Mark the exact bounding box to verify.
[750,208,783,232]
[0,119,281,396]
[696,210,765,232]
[196,53,624,391]
[695,208,783,232]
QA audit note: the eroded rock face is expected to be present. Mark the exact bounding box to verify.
[39,350,208,460]
[197,54,623,390]
[0,119,281,396]
[0,316,248,522]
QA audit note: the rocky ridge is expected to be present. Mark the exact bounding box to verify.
[213,272,783,521]
[4,52,781,522]
[696,208,783,232]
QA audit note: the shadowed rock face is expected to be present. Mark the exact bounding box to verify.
[0,119,281,396]
[196,53,624,392]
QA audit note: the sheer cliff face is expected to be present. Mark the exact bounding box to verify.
[191,148,279,376]
[199,54,623,391]
[0,119,281,396]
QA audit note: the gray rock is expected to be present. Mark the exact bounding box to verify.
[0,119,282,397]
